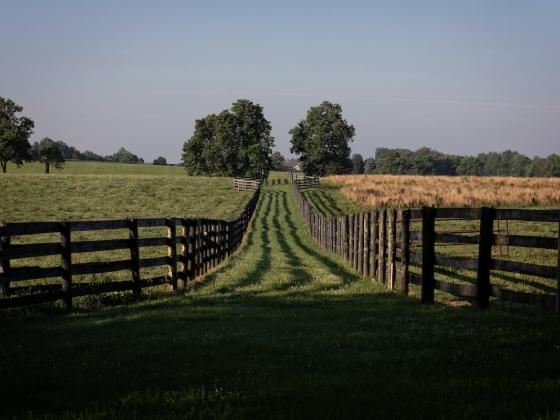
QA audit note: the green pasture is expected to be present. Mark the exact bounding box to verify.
[1,180,560,419]
[301,182,559,297]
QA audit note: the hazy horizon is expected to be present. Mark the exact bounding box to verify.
[1,0,559,163]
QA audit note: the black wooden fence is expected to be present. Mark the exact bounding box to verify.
[293,184,560,312]
[0,188,261,309]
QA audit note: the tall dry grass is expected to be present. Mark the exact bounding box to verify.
[324,175,560,208]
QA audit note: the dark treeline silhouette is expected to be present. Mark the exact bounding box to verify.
[354,147,560,177]
[30,141,144,164]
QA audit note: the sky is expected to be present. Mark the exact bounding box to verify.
[1,0,559,163]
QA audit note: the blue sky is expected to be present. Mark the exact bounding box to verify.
[1,0,559,162]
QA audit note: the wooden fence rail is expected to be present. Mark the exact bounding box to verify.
[293,184,560,313]
[294,176,320,189]
[0,187,261,309]
[234,178,262,191]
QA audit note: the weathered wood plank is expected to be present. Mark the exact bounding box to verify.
[0,242,60,260]
[435,233,479,245]
[490,259,556,279]
[73,259,131,275]
[434,208,481,219]
[0,266,62,282]
[71,219,128,232]
[139,256,169,268]
[493,234,557,250]
[73,239,130,253]
[0,222,60,236]
[435,255,479,271]
[495,209,560,222]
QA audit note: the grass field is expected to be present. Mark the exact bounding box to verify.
[325,174,560,208]
[300,180,559,297]
[2,180,560,419]
[4,161,187,176]
[1,162,252,299]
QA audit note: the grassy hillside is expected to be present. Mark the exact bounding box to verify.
[5,161,186,176]
[1,162,250,222]
[1,181,560,419]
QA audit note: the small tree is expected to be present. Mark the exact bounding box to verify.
[289,101,355,176]
[153,156,167,165]
[351,153,364,174]
[111,147,143,163]
[270,151,286,171]
[364,158,376,174]
[0,97,34,173]
[37,138,65,173]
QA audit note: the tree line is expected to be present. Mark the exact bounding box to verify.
[349,148,560,177]
[0,96,159,173]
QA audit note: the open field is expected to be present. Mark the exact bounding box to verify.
[1,164,251,222]
[1,162,252,302]
[299,182,559,298]
[5,161,186,176]
[325,174,560,208]
[2,181,560,419]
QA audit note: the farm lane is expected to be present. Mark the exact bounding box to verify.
[190,181,367,297]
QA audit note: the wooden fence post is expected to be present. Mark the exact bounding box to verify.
[358,213,364,274]
[389,209,397,290]
[177,219,187,290]
[128,218,141,298]
[344,215,350,262]
[364,212,370,277]
[377,210,386,283]
[166,217,178,290]
[0,232,10,297]
[370,211,377,281]
[477,207,494,310]
[400,209,411,296]
[421,207,435,304]
[60,222,72,309]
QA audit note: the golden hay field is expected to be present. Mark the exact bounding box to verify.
[324,175,560,208]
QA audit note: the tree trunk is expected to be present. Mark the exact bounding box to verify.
[45,160,50,174]
[1,160,6,173]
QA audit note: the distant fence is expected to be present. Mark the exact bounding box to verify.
[293,184,560,312]
[234,178,262,191]
[294,176,320,189]
[0,188,261,309]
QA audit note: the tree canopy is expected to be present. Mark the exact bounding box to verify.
[0,97,34,173]
[35,138,65,173]
[182,99,274,178]
[290,101,355,176]
[153,156,167,165]
[362,147,560,177]
[108,147,144,164]
[270,151,286,171]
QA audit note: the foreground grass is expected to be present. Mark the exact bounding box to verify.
[1,181,560,419]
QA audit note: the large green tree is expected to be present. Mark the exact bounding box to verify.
[0,97,34,173]
[182,100,274,178]
[35,138,65,173]
[289,101,355,176]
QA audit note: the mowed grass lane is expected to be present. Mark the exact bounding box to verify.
[1,182,560,419]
